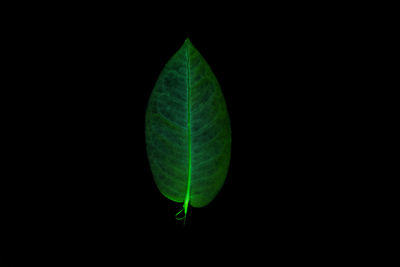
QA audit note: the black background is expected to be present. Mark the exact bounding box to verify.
[1,4,365,266]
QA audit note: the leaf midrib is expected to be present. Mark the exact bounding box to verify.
[183,39,192,220]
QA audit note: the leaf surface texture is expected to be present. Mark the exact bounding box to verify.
[145,39,231,219]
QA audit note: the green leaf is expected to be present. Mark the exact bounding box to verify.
[145,38,231,223]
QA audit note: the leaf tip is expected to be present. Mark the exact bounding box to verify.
[184,37,192,46]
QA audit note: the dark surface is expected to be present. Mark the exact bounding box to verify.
[1,4,362,266]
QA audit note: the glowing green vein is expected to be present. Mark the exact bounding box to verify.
[183,39,192,223]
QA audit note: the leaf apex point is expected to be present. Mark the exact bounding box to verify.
[184,38,192,45]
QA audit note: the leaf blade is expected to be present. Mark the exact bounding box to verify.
[145,38,231,215]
